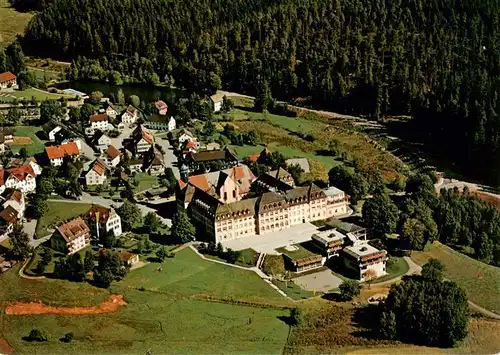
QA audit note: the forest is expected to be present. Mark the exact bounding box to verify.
[18,0,500,186]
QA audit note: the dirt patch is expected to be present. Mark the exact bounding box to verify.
[5,294,126,315]
[9,136,33,146]
[0,338,15,355]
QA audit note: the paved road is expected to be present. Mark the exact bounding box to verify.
[151,130,180,179]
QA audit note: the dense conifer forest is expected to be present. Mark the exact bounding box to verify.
[19,0,500,186]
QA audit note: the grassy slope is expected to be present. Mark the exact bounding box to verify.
[117,248,287,305]
[9,88,74,101]
[0,0,32,48]
[411,241,500,314]
[36,202,93,238]
[0,247,290,354]
[11,125,47,155]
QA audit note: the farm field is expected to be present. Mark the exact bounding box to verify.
[10,126,47,155]
[0,0,32,48]
[35,202,92,238]
[411,241,500,314]
[0,246,291,354]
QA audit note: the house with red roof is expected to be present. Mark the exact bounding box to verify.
[85,159,107,186]
[2,190,25,217]
[0,163,40,194]
[102,145,121,168]
[0,72,17,89]
[45,141,81,166]
[154,100,168,115]
[129,124,154,155]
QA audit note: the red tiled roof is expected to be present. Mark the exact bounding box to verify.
[185,141,196,149]
[56,217,90,242]
[85,204,113,223]
[91,159,106,176]
[142,132,153,145]
[0,164,36,185]
[89,113,108,122]
[247,154,260,162]
[105,145,121,160]
[0,72,16,83]
[7,190,22,203]
[0,205,18,224]
[188,175,210,191]
[45,142,80,160]
[154,100,168,111]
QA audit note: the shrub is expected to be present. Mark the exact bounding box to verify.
[27,329,48,342]
[63,332,74,343]
[339,280,360,301]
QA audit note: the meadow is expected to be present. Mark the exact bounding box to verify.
[0,0,32,48]
[0,246,292,354]
[411,241,500,314]
[10,126,47,156]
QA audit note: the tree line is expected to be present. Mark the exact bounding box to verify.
[19,0,500,186]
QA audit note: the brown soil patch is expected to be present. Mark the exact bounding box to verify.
[474,191,500,209]
[5,294,126,315]
[0,338,15,355]
[9,136,33,145]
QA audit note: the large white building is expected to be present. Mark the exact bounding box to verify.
[45,141,81,166]
[89,113,110,131]
[342,243,388,281]
[85,159,107,186]
[121,105,138,125]
[51,217,91,255]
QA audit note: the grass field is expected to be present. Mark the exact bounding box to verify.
[9,87,73,101]
[116,248,287,306]
[371,256,409,283]
[0,0,32,48]
[133,173,159,193]
[272,279,315,300]
[27,67,64,82]
[0,246,291,354]
[10,126,47,155]
[35,202,92,238]
[411,242,500,314]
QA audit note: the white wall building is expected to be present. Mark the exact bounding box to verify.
[121,105,138,125]
[85,159,107,186]
[85,205,122,237]
[342,243,388,281]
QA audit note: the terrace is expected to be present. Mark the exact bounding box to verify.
[276,243,324,272]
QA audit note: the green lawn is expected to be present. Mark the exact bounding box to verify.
[133,173,159,193]
[0,0,32,48]
[411,241,500,314]
[27,67,64,82]
[9,87,73,101]
[10,125,48,156]
[272,279,316,300]
[36,202,92,238]
[117,248,287,306]
[0,246,291,354]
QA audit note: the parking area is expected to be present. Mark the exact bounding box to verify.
[220,223,318,254]
[292,269,343,293]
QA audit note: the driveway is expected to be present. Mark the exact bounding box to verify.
[151,130,180,179]
[221,223,319,254]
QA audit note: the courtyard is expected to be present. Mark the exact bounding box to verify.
[221,222,318,254]
[292,269,343,293]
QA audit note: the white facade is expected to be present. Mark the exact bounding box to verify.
[342,244,387,281]
[122,107,138,125]
[48,126,62,141]
[50,157,64,167]
[178,133,194,144]
[85,169,106,186]
[168,117,176,131]
[136,138,152,154]
[213,100,222,112]
[90,120,109,131]
[106,213,122,236]
[3,175,36,194]
[103,154,120,168]
[3,196,25,217]
[106,106,117,118]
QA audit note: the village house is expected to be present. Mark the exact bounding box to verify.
[9,158,42,176]
[121,105,138,125]
[0,162,40,194]
[0,72,17,89]
[278,244,325,273]
[128,158,144,173]
[181,140,197,156]
[154,100,168,115]
[85,204,122,238]
[93,131,111,151]
[145,115,176,131]
[176,128,197,146]
[105,104,117,118]
[43,122,62,142]
[209,93,224,113]
[119,251,140,266]
[185,147,239,171]
[342,243,388,281]
[206,142,221,151]
[129,125,154,155]
[143,147,165,175]
[45,141,81,166]
[89,113,110,132]
[85,159,107,186]
[2,190,25,217]
[51,217,91,255]
[102,145,121,168]
[0,206,19,239]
